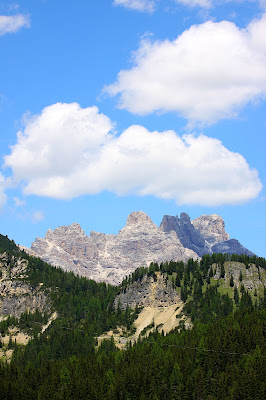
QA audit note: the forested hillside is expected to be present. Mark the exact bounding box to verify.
[0,234,265,399]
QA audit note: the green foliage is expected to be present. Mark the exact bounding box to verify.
[184,284,233,323]
[201,252,266,271]
[220,263,225,278]
[0,307,265,399]
[234,287,240,305]
[140,321,154,336]
[0,234,19,253]
[0,234,265,399]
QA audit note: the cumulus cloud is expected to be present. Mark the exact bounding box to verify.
[113,0,156,12]
[105,14,266,126]
[5,103,114,182]
[0,14,30,36]
[4,103,262,206]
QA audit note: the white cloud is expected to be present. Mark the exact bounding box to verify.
[13,197,25,207]
[4,103,262,206]
[32,211,44,223]
[176,0,266,11]
[5,103,114,182]
[113,0,156,12]
[105,14,266,126]
[0,14,30,36]
[113,1,266,12]
[175,0,212,8]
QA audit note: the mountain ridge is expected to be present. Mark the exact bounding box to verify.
[27,211,254,285]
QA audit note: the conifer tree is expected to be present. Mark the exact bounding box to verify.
[234,287,239,305]
[220,264,225,279]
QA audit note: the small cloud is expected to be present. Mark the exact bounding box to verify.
[32,211,44,223]
[175,0,212,8]
[0,14,30,36]
[113,0,156,13]
[13,197,25,207]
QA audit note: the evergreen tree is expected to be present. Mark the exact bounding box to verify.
[220,264,225,279]
[234,287,240,305]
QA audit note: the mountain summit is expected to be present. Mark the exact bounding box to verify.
[29,211,254,285]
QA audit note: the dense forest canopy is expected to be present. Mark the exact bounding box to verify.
[0,234,265,399]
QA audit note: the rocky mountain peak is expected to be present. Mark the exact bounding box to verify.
[125,211,155,228]
[44,223,85,244]
[180,212,191,223]
[30,211,197,285]
[159,213,208,256]
[212,239,254,256]
[29,210,254,285]
[47,222,84,236]
[191,214,229,246]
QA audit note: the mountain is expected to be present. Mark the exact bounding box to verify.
[29,211,197,285]
[212,238,255,256]
[191,213,229,245]
[160,212,254,257]
[159,212,209,256]
[29,211,254,284]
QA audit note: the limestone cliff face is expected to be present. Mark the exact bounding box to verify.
[31,211,198,285]
[0,253,50,318]
[29,211,255,285]
[114,272,181,310]
[159,212,209,256]
[191,214,229,246]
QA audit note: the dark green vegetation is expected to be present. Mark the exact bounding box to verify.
[0,234,265,399]
[0,234,19,253]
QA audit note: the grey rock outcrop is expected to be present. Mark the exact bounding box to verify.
[191,214,229,246]
[211,261,265,291]
[114,272,181,310]
[159,213,209,256]
[30,211,198,285]
[0,253,51,318]
[190,214,254,256]
[212,239,254,256]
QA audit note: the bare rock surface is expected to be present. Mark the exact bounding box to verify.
[159,212,209,256]
[212,261,265,292]
[114,272,181,310]
[212,239,254,257]
[31,211,198,285]
[29,211,255,285]
[0,253,51,318]
[191,214,229,246]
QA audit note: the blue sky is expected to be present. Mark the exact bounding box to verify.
[0,0,265,256]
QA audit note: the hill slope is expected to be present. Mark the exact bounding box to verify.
[0,234,265,399]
